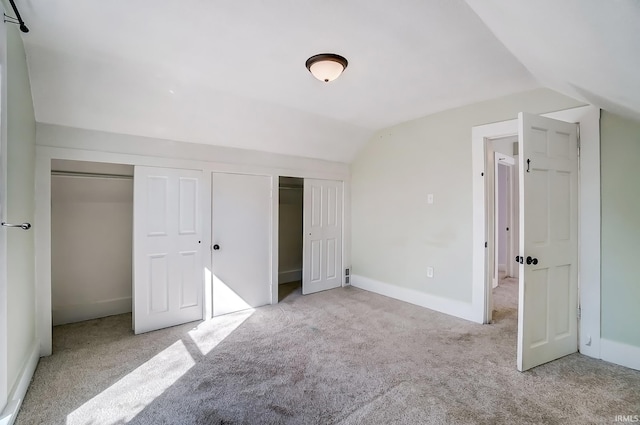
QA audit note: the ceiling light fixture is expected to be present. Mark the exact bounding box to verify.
[305,53,348,83]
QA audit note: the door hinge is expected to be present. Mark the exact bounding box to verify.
[576,124,581,153]
[484,241,487,248]
[577,306,581,320]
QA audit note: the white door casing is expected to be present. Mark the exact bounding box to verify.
[517,113,579,371]
[211,172,271,316]
[303,179,343,295]
[133,166,204,334]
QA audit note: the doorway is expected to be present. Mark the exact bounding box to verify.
[486,137,519,321]
[473,111,583,372]
[278,177,303,301]
[50,160,134,341]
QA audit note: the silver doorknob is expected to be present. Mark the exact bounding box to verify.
[1,222,31,230]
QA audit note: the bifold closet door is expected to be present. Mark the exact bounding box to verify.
[211,172,272,316]
[133,166,203,334]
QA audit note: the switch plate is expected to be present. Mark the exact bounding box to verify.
[427,194,434,204]
[427,267,434,278]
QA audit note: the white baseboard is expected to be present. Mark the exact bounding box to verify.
[600,338,640,371]
[278,269,302,284]
[0,341,39,425]
[351,274,476,322]
[53,297,132,325]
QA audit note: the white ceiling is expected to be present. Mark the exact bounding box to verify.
[465,0,640,121]
[16,1,638,162]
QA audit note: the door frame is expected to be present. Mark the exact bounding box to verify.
[471,105,601,360]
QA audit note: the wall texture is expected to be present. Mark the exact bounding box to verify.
[6,25,36,394]
[51,175,133,325]
[600,111,640,348]
[351,88,583,302]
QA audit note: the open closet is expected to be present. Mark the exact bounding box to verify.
[51,160,134,326]
[278,176,303,300]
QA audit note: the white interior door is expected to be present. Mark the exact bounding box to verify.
[303,179,343,295]
[517,113,579,371]
[133,166,203,334]
[211,172,271,316]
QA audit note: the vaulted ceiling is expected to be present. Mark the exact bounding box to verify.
[15,0,640,162]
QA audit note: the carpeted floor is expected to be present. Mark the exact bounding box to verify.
[15,280,640,425]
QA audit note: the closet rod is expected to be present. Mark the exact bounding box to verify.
[51,170,133,180]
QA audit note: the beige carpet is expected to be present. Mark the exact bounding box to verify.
[16,280,640,424]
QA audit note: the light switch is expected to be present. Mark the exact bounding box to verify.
[427,194,434,204]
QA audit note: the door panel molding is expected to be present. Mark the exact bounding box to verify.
[303,179,343,295]
[133,166,204,334]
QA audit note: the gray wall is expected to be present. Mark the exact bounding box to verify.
[600,111,640,348]
[6,25,36,393]
[351,88,583,302]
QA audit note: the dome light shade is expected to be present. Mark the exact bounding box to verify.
[305,53,348,82]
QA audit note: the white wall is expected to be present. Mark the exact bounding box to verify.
[351,89,583,311]
[2,23,38,422]
[278,181,303,284]
[51,168,133,325]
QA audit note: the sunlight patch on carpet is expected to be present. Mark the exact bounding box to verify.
[188,309,254,355]
[65,340,195,425]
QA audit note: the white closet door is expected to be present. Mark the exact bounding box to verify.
[303,179,343,295]
[517,113,579,371]
[133,166,203,334]
[211,172,272,316]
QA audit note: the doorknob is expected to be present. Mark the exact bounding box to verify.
[212,244,220,251]
[515,256,523,264]
[1,222,31,230]
[526,256,538,265]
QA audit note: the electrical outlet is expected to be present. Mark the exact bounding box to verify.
[427,267,434,278]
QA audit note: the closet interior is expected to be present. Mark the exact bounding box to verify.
[51,159,134,326]
[278,176,303,300]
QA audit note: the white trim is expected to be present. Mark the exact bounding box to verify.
[601,339,640,371]
[278,269,302,284]
[35,124,350,357]
[471,105,601,357]
[351,274,476,322]
[52,297,132,326]
[0,342,38,425]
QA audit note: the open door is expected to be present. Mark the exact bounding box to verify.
[517,113,579,371]
[211,172,271,316]
[133,166,203,334]
[303,179,343,295]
